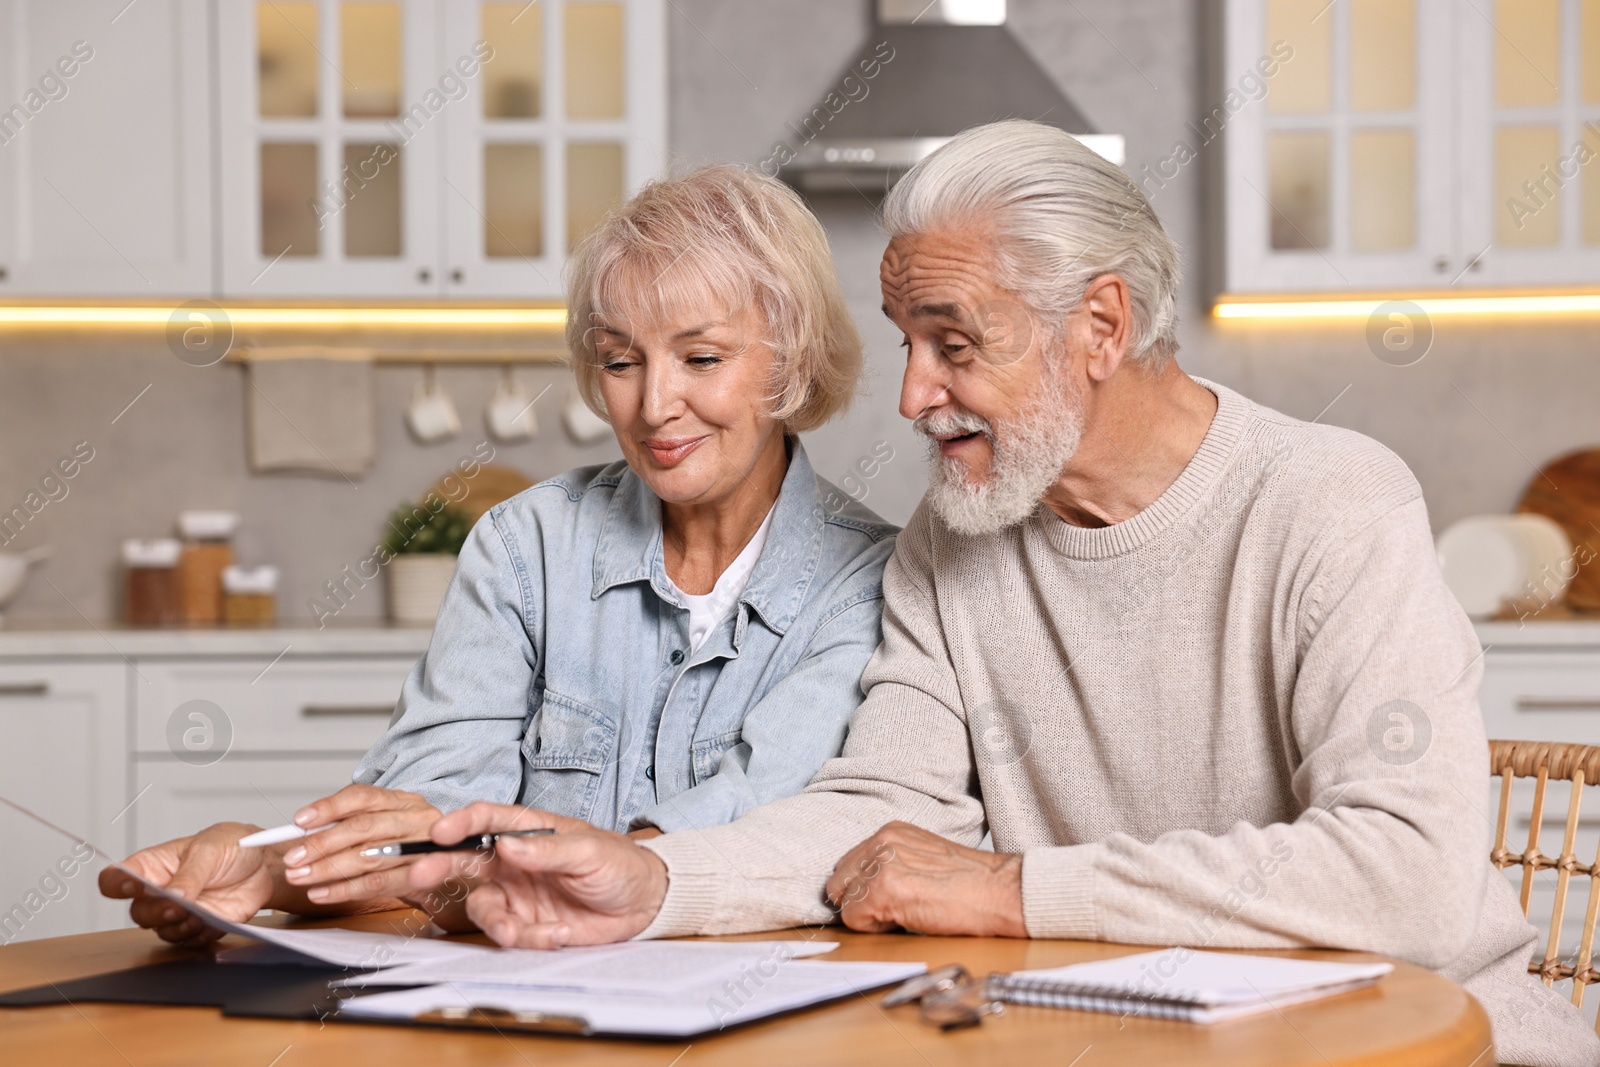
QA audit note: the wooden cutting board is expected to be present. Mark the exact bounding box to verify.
[1518,448,1600,611]
[426,463,535,523]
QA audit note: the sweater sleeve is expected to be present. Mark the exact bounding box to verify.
[1019,496,1495,971]
[637,506,986,938]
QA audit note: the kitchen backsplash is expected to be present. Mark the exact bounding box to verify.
[2,0,1597,624]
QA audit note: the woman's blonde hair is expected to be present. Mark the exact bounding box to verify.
[565,165,862,433]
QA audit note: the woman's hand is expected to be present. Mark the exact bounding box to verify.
[279,784,442,908]
[97,822,274,947]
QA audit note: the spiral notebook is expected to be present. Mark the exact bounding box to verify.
[989,949,1392,1024]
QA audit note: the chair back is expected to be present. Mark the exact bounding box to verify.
[1489,739,1600,1027]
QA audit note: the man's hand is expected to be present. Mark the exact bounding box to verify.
[824,822,1026,938]
[97,822,274,947]
[279,784,441,907]
[407,802,668,949]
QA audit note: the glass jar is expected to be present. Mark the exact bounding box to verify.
[123,539,182,626]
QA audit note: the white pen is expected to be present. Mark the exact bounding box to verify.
[237,822,339,848]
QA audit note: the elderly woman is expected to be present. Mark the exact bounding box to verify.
[101,166,897,940]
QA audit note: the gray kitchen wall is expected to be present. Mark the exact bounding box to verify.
[0,0,1595,624]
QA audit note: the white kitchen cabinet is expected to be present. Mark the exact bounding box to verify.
[1454,1,1600,287]
[1222,0,1600,293]
[129,756,374,853]
[438,0,666,298]
[215,0,445,297]
[126,652,412,850]
[0,0,214,296]
[132,655,412,755]
[215,0,665,299]
[0,628,427,941]
[0,661,127,942]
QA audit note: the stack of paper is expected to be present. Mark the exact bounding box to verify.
[340,957,926,1036]
[335,938,840,991]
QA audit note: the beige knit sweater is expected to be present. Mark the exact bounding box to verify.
[640,381,1599,1067]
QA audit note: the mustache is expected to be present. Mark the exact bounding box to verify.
[913,408,993,441]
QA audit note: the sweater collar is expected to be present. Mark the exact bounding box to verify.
[1037,377,1250,560]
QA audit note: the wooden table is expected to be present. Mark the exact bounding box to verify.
[0,911,1493,1066]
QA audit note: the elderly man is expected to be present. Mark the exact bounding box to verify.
[413,121,1597,1066]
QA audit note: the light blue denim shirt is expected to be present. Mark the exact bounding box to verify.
[353,440,898,833]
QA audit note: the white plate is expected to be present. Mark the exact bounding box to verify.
[1436,515,1572,619]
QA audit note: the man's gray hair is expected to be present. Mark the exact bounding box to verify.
[882,119,1181,364]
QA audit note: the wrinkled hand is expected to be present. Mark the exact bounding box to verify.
[97,822,273,947]
[824,822,1026,937]
[408,802,668,949]
[280,784,441,907]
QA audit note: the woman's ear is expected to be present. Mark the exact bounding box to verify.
[1080,273,1133,382]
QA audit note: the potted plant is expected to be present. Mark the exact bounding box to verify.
[379,502,473,624]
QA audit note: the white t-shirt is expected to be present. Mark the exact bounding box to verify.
[665,504,776,653]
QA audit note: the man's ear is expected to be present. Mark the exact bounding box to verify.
[1080,273,1133,383]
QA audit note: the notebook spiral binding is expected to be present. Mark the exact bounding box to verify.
[988,974,1207,1021]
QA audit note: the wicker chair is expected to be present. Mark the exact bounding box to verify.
[1489,739,1600,1031]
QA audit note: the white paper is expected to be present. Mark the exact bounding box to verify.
[0,792,497,970]
[337,939,839,990]
[339,959,926,1036]
[229,927,495,970]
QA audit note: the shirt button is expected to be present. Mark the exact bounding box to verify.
[645,764,655,780]
[669,649,685,665]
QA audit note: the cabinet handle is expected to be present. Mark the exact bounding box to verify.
[0,682,49,696]
[450,268,464,283]
[417,267,432,283]
[1515,698,1600,713]
[0,266,9,281]
[300,704,395,717]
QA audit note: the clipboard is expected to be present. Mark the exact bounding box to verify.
[408,1005,592,1035]
[0,954,923,1039]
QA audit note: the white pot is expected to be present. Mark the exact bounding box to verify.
[386,554,458,624]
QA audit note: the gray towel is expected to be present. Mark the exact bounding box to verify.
[246,351,376,478]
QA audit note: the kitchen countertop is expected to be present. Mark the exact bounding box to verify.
[0,620,433,658]
[0,619,1593,657]
[1475,618,1600,647]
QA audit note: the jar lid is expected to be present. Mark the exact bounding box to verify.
[178,511,241,540]
[222,564,279,594]
[123,538,182,567]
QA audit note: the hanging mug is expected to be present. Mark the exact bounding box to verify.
[562,387,612,444]
[405,368,460,443]
[487,371,539,442]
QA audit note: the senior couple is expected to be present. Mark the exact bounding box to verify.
[102,121,1594,1066]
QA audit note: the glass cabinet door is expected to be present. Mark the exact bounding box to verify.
[441,0,665,299]
[218,0,441,297]
[1224,0,1456,292]
[1455,0,1600,285]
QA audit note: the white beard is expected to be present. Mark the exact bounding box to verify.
[915,368,1084,536]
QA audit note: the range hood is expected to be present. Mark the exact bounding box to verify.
[778,0,1124,194]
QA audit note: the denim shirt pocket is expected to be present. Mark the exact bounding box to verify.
[520,690,617,820]
[690,728,744,786]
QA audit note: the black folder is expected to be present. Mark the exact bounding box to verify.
[0,955,411,1022]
